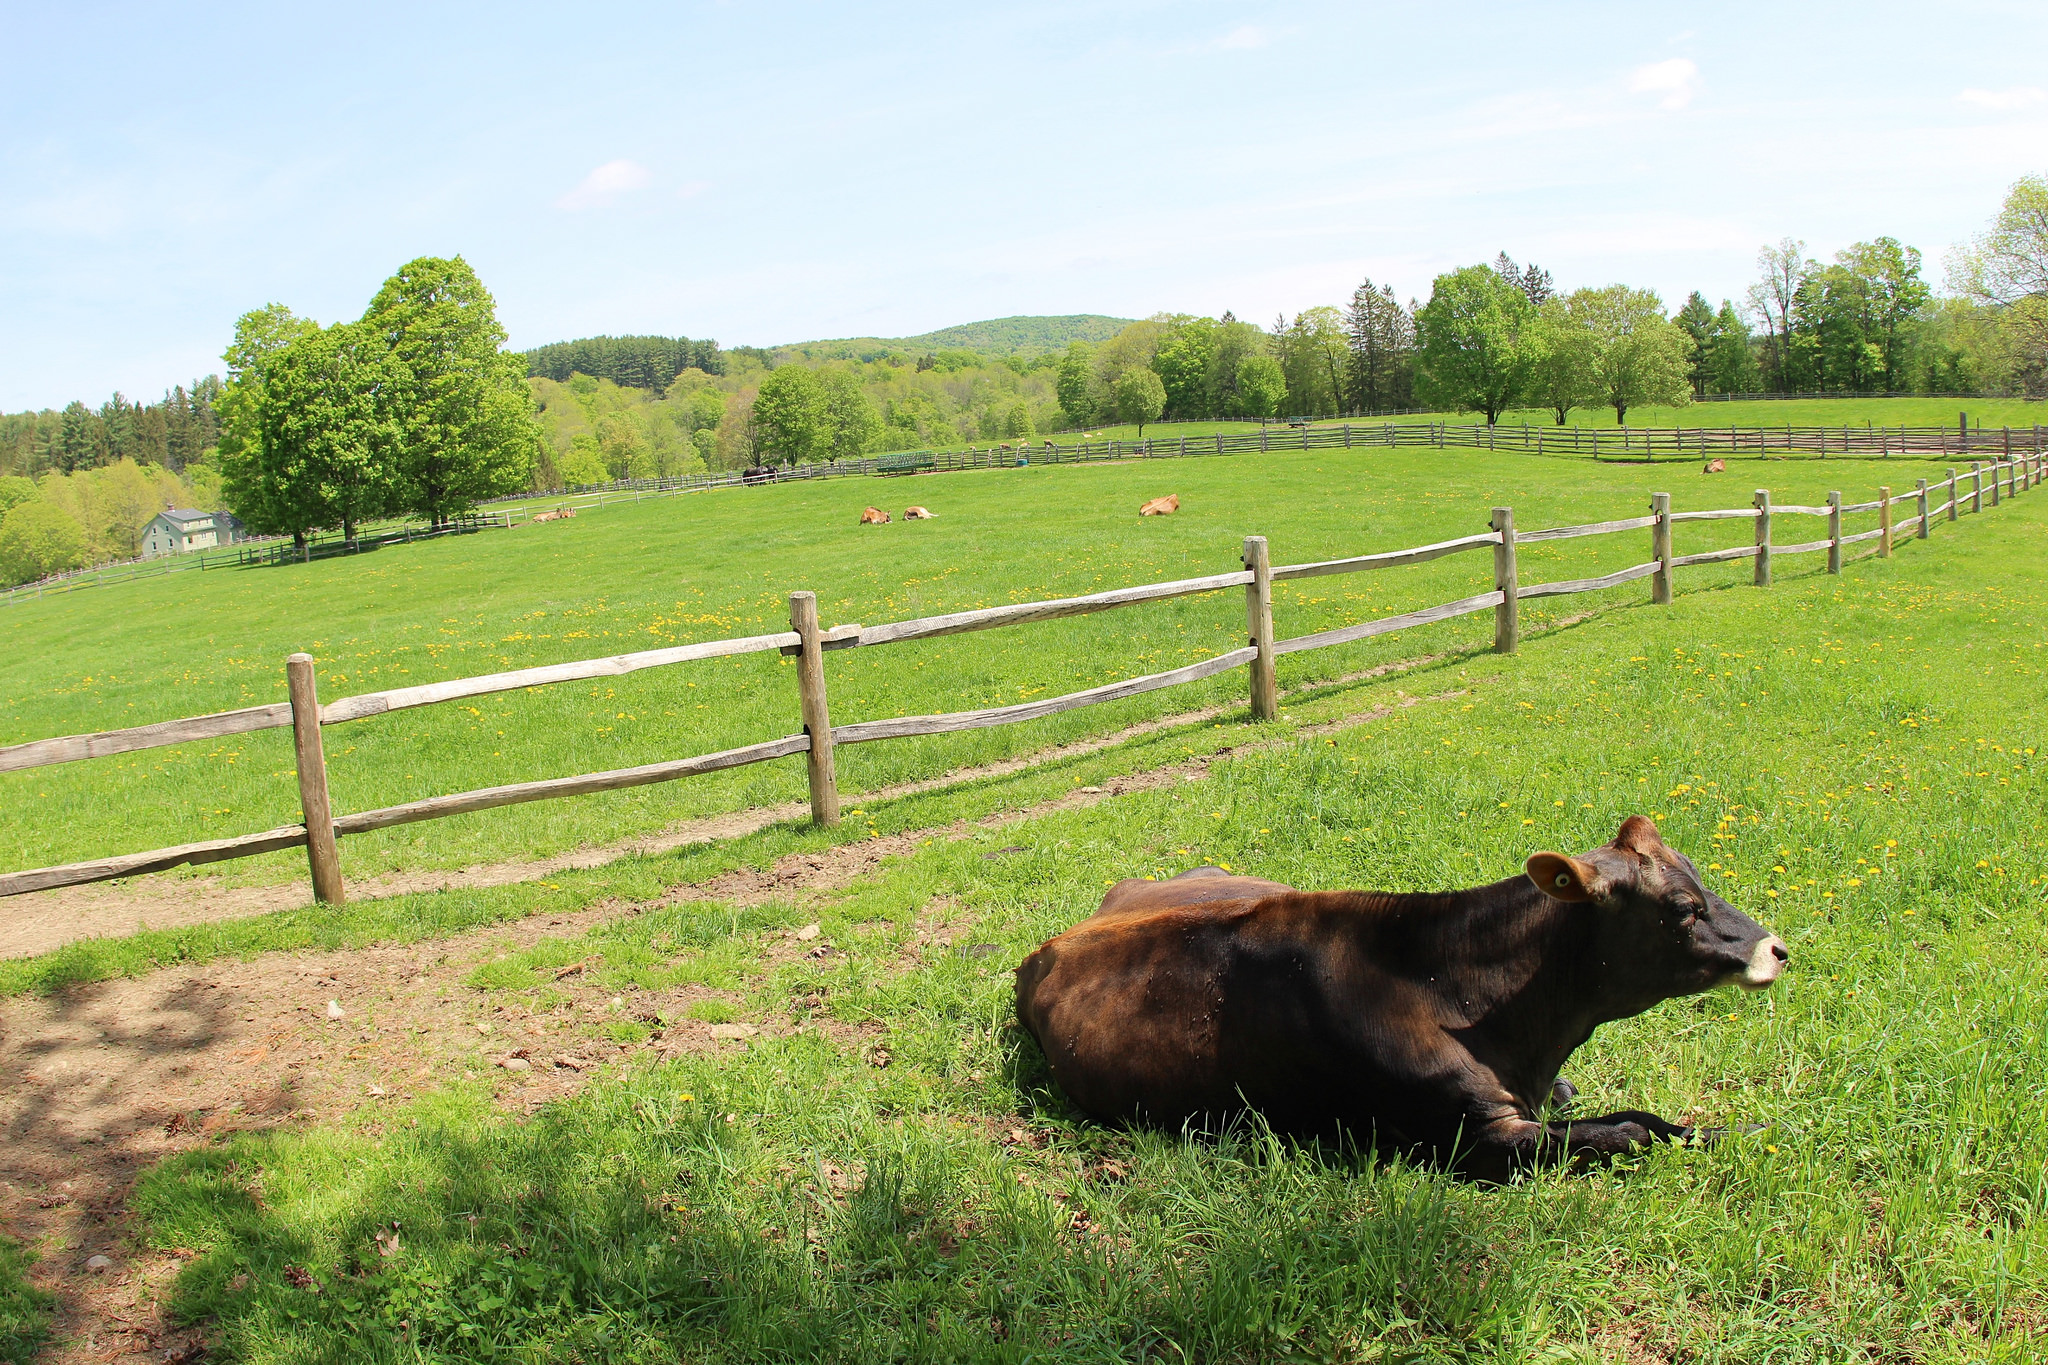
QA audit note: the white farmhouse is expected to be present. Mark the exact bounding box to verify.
[141,508,245,559]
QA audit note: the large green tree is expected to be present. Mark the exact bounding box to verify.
[1414,265,1541,425]
[256,323,405,542]
[1112,367,1166,434]
[1056,342,1099,427]
[818,368,883,459]
[752,366,828,462]
[1527,298,1596,424]
[1235,355,1287,419]
[360,257,540,526]
[219,303,322,540]
[1705,302,1760,394]
[1574,286,1692,424]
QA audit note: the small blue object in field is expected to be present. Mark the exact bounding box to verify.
[1017,456,1028,466]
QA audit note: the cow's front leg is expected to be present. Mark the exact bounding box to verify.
[1557,1108,1693,1161]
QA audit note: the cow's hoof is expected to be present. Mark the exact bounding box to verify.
[1548,1076,1578,1112]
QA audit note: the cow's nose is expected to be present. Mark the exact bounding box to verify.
[1740,935,1789,989]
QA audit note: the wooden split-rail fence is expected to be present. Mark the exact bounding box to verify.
[2,453,2041,906]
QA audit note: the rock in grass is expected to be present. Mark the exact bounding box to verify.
[500,1057,531,1072]
[325,1000,345,1020]
[86,1254,112,1271]
[708,1023,759,1041]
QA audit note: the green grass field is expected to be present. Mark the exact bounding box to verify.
[25,467,2027,1362]
[0,438,2006,892]
[1,440,2043,1360]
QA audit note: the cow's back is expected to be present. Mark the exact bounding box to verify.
[1016,872,1443,1139]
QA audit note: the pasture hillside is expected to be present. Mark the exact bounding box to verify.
[0,443,2028,899]
[0,466,2041,1361]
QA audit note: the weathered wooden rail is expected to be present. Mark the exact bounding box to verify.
[2,453,2040,904]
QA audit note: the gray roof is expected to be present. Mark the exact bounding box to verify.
[157,509,214,524]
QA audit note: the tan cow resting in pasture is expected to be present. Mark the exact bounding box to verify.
[1139,494,1179,516]
[530,507,577,523]
[1704,458,1727,473]
[903,506,936,520]
[1016,815,1788,1181]
[860,507,891,525]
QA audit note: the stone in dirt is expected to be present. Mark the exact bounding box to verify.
[708,1023,760,1040]
[85,1254,112,1270]
[325,999,345,1020]
[500,1057,532,1072]
[794,924,821,941]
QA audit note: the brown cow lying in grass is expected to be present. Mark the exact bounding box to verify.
[904,506,936,519]
[860,506,891,525]
[1139,494,1179,516]
[529,507,576,523]
[1016,816,1787,1180]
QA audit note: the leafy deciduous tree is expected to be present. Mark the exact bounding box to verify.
[1574,285,1692,425]
[1415,266,1541,425]
[360,256,540,526]
[1112,367,1166,433]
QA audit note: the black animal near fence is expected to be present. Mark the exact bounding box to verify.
[2,453,2040,906]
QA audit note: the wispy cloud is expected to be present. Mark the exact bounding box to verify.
[1213,24,1270,51]
[1628,58,1701,110]
[555,159,651,211]
[1956,85,2047,112]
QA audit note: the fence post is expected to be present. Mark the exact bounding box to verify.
[286,653,344,905]
[1947,468,1959,522]
[1990,459,2001,507]
[1826,492,1843,573]
[1915,479,1929,539]
[1753,489,1772,587]
[1490,508,1518,652]
[1878,486,1892,558]
[1972,463,1983,513]
[1650,493,1673,604]
[1242,536,1279,720]
[789,591,839,827]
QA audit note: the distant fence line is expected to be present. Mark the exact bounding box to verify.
[2,449,2039,906]
[10,418,2043,608]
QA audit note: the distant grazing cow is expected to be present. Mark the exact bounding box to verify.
[530,507,576,523]
[1704,458,1727,473]
[860,506,891,525]
[1139,494,1180,516]
[742,465,775,486]
[903,506,936,520]
[1016,816,1788,1180]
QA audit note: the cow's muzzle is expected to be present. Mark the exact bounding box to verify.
[1739,935,1789,990]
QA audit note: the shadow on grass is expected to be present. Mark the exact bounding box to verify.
[134,1060,1546,1364]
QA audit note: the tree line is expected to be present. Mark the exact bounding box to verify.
[523,335,724,390]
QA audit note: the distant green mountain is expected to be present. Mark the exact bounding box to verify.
[774,314,1137,362]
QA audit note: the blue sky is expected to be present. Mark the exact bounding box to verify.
[3,0,2045,410]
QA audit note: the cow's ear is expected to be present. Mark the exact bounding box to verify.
[1526,852,1597,902]
[1611,815,1665,855]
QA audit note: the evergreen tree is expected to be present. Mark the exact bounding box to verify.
[1343,280,1415,412]
[1675,291,1717,398]
[1055,342,1099,426]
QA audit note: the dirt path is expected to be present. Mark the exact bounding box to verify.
[0,669,1472,1362]
[0,656,1443,962]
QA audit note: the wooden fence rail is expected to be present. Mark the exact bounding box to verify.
[2,452,2040,905]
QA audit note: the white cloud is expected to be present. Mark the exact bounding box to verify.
[555,159,651,211]
[1628,58,1701,111]
[1956,85,2047,111]
[1213,24,1269,51]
